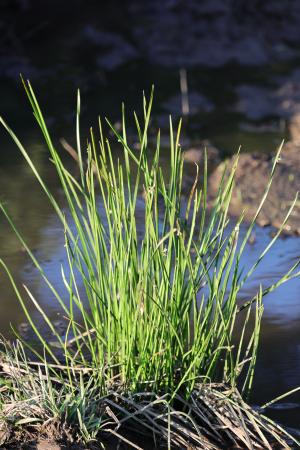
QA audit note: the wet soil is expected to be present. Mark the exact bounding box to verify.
[209,117,300,234]
[6,433,154,450]
[8,440,115,450]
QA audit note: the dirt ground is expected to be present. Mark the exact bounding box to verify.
[7,439,123,450]
[209,115,300,234]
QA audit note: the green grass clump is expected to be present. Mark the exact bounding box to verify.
[0,81,299,448]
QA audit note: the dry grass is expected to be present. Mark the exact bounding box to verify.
[0,343,296,449]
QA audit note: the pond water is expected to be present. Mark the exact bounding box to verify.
[1,59,300,438]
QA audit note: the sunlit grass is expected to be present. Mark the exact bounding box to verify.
[0,80,299,448]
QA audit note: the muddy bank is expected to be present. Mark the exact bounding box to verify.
[209,120,300,234]
[8,438,131,450]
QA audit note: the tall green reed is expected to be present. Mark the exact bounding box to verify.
[0,81,299,401]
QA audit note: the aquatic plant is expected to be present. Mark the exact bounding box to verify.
[0,81,299,448]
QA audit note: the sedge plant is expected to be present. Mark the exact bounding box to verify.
[0,81,299,447]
